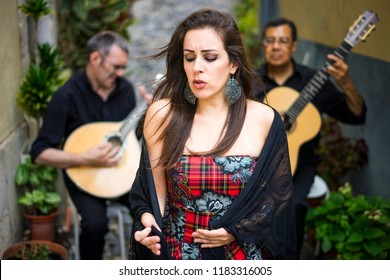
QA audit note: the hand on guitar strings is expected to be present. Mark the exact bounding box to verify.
[82,142,122,167]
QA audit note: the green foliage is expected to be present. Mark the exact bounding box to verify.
[15,0,64,218]
[19,0,53,64]
[16,0,70,123]
[306,183,390,259]
[15,157,61,216]
[15,157,57,190]
[16,43,69,120]
[38,43,64,72]
[19,0,51,21]
[15,242,51,260]
[17,64,52,119]
[315,117,368,191]
[58,0,136,71]
[234,0,262,66]
[18,190,61,215]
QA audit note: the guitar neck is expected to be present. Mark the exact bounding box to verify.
[286,40,353,123]
[119,101,148,137]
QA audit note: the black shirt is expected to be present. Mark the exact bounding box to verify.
[255,60,366,165]
[30,70,136,171]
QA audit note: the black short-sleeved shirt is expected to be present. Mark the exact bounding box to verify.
[30,70,136,167]
[255,60,366,165]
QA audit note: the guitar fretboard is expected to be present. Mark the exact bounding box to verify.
[285,40,353,127]
[119,101,148,138]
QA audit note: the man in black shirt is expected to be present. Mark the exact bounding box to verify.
[255,18,366,258]
[30,31,148,259]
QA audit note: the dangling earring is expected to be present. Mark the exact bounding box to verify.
[184,82,196,105]
[224,75,241,105]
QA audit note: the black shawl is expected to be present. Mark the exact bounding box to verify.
[128,110,296,259]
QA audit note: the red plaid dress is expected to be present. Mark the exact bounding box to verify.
[164,155,258,260]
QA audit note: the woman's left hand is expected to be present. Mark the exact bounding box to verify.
[192,228,235,248]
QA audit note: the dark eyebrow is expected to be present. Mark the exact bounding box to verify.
[183,49,218,53]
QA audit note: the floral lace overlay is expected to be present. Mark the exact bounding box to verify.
[164,155,260,260]
[214,156,256,183]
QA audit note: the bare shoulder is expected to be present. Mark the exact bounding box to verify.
[146,99,171,119]
[144,98,171,141]
[235,100,275,156]
[246,100,275,126]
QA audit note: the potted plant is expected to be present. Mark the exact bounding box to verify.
[17,42,68,125]
[18,0,52,64]
[2,240,68,260]
[14,0,69,243]
[306,182,390,259]
[17,0,70,145]
[15,157,62,241]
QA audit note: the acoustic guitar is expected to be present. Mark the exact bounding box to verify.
[63,102,147,198]
[265,10,378,174]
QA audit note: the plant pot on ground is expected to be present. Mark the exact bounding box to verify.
[23,209,60,241]
[15,157,62,241]
[2,240,68,260]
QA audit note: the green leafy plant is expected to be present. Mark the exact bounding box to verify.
[17,0,69,127]
[15,242,51,260]
[17,43,68,121]
[306,182,390,259]
[19,0,51,21]
[15,157,61,215]
[234,0,262,66]
[315,117,368,191]
[58,0,136,71]
[19,0,52,64]
[3,240,67,260]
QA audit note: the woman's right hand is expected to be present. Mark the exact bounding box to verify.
[134,212,162,255]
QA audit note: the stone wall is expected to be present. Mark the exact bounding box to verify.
[0,0,30,256]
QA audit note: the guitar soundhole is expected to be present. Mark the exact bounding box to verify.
[107,135,122,149]
[104,132,126,157]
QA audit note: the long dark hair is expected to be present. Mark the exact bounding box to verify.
[149,9,259,168]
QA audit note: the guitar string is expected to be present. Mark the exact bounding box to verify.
[287,43,350,122]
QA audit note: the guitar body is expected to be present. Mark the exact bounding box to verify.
[262,11,378,175]
[265,86,322,174]
[63,121,141,198]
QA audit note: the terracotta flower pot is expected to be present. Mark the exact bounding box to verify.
[2,240,68,260]
[23,209,59,241]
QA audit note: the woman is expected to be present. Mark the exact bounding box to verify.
[129,9,296,260]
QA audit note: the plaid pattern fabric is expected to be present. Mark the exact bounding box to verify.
[165,155,257,260]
